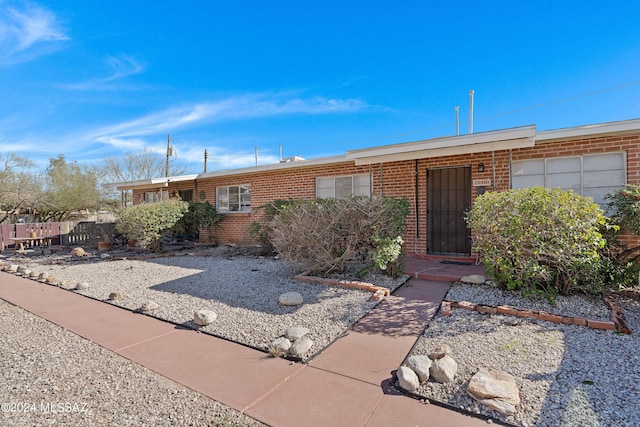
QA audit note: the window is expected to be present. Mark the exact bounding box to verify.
[144,190,168,203]
[217,185,251,212]
[316,174,371,198]
[512,152,626,206]
[178,189,193,202]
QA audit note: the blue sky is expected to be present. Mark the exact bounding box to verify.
[1,1,640,175]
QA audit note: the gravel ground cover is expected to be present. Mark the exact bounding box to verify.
[0,299,265,427]
[6,246,407,361]
[407,282,640,427]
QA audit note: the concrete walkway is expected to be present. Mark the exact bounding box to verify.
[0,257,487,427]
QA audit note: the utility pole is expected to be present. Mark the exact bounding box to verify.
[165,134,171,177]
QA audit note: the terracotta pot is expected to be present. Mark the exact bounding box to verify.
[98,241,112,251]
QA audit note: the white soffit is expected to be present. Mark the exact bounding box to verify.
[110,174,199,191]
[537,117,640,141]
[346,125,537,165]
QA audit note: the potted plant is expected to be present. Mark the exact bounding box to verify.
[98,233,112,251]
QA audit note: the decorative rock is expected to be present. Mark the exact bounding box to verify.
[21,269,32,277]
[269,337,292,355]
[467,368,520,416]
[45,276,57,284]
[405,355,432,382]
[17,265,28,274]
[279,291,303,306]
[8,264,19,272]
[460,274,486,285]
[397,366,420,392]
[75,282,90,291]
[289,335,313,357]
[70,247,86,257]
[430,355,458,383]
[108,292,123,301]
[429,344,452,360]
[38,272,48,280]
[193,309,217,326]
[285,326,309,341]
[100,253,111,259]
[29,271,39,278]
[140,301,160,312]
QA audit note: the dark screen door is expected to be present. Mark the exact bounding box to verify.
[427,166,472,255]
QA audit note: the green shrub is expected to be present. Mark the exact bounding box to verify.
[116,200,189,252]
[466,187,609,296]
[601,185,640,289]
[268,196,409,277]
[172,201,224,244]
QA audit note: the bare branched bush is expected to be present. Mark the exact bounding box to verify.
[269,196,409,276]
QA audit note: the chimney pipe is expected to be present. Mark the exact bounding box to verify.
[468,90,474,134]
[454,106,460,136]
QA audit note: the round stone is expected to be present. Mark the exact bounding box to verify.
[193,309,217,326]
[279,291,303,306]
[75,282,90,291]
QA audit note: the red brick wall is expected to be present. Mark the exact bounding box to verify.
[136,130,640,256]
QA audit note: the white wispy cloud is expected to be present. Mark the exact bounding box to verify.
[88,92,368,146]
[58,55,145,90]
[0,1,68,65]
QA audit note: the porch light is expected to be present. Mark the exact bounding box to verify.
[478,163,485,172]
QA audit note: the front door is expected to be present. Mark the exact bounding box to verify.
[427,166,472,255]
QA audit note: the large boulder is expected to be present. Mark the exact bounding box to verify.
[405,355,432,383]
[467,368,520,416]
[430,355,458,383]
[397,366,420,392]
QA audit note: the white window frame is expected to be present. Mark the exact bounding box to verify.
[144,190,168,203]
[216,184,251,213]
[316,174,372,199]
[511,152,627,206]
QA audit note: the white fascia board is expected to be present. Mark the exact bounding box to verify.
[537,118,640,141]
[199,155,350,178]
[347,125,537,166]
[108,174,199,191]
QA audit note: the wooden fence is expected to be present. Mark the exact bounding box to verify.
[0,221,116,250]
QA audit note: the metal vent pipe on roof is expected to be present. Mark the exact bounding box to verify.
[469,90,474,134]
[455,106,460,135]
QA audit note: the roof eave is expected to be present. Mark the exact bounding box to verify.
[347,125,537,165]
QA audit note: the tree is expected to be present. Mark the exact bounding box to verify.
[102,148,188,205]
[37,155,103,222]
[0,154,43,223]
